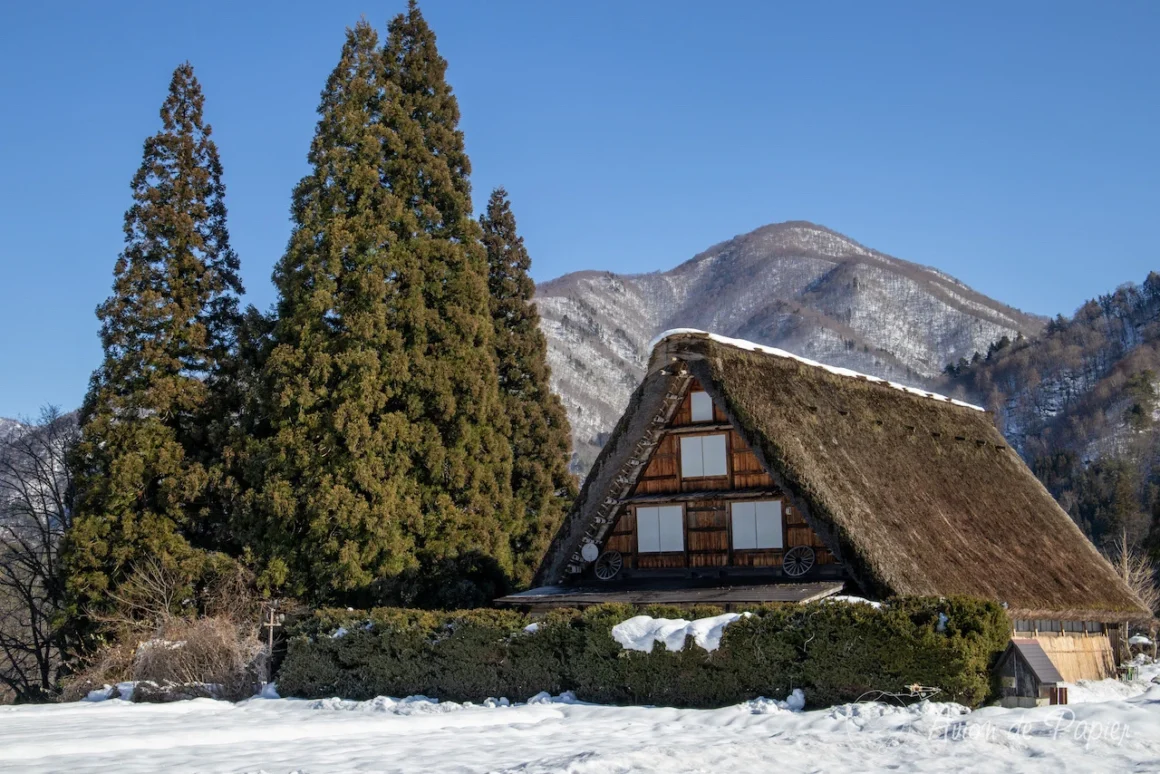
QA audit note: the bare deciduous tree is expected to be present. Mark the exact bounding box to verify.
[1107,528,1160,619]
[0,407,77,702]
[1107,528,1160,661]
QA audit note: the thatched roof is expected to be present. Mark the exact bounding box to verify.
[534,330,1150,622]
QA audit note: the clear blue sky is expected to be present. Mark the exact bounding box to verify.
[1,1,1157,418]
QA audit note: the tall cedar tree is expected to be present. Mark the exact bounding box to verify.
[241,22,410,600]
[66,64,243,618]
[480,188,577,582]
[378,1,517,603]
[242,11,515,606]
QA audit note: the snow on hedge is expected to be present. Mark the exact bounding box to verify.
[822,595,883,608]
[608,602,894,654]
[611,612,751,653]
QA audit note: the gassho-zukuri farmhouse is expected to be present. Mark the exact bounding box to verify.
[497,329,1152,701]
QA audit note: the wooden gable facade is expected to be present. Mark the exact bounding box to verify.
[598,379,833,578]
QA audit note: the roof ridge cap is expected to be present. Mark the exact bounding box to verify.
[647,329,985,412]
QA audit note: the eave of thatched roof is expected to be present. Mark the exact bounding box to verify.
[534,330,1151,622]
[532,364,693,587]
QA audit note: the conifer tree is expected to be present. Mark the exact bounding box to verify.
[480,188,577,581]
[238,21,416,600]
[242,6,525,607]
[66,64,243,616]
[376,1,517,599]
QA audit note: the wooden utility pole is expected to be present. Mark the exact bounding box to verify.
[262,600,282,685]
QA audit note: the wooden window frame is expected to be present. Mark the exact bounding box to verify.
[679,431,731,480]
[728,497,789,564]
[690,390,714,422]
[729,499,785,551]
[633,503,687,556]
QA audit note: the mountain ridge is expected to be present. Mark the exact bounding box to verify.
[536,220,1044,472]
[938,273,1160,546]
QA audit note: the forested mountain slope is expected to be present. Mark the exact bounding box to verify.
[536,220,1043,471]
[941,273,1160,547]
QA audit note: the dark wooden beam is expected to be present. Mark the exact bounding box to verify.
[662,422,734,436]
[619,487,781,505]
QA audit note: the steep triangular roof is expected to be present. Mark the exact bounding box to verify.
[534,330,1150,622]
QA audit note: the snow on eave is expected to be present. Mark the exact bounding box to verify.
[647,328,985,412]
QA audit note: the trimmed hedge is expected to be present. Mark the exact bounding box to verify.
[276,597,1009,709]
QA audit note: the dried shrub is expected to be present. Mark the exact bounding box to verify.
[63,554,268,702]
[58,638,138,702]
[130,616,266,701]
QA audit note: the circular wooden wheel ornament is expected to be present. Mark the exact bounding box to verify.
[594,550,623,581]
[782,546,815,578]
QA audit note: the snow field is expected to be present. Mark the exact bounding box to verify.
[2,666,1157,774]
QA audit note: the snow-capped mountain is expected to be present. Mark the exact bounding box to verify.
[942,272,1160,461]
[536,221,1044,472]
[0,418,26,443]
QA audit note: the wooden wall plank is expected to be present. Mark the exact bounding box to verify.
[635,435,681,495]
[670,378,702,426]
[637,553,688,569]
[684,476,731,492]
[730,429,774,489]
[731,549,783,568]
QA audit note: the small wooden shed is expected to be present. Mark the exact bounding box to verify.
[996,639,1068,707]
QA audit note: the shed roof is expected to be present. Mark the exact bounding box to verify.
[532,330,1150,622]
[1006,639,1065,685]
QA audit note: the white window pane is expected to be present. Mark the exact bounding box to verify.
[658,506,684,552]
[731,502,757,550]
[637,507,660,553]
[680,436,704,478]
[702,434,728,476]
[755,500,783,549]
[690,391,714,422]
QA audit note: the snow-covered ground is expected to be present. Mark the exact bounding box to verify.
[2,665,1158,773]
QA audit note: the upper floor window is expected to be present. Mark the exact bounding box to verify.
[690,390,714,422]
[680,434,727,478]
[731,500,783,550]
[637,505,684,553]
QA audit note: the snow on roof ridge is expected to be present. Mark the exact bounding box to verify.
[647,328,984,412]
